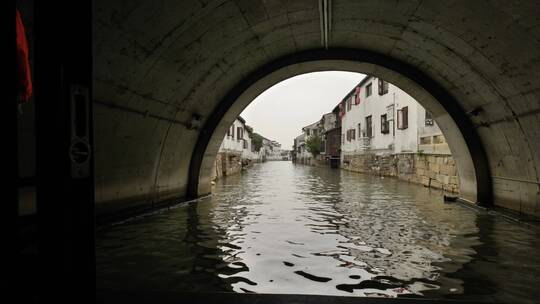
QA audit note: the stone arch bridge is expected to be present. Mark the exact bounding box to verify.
[91,0,540,218]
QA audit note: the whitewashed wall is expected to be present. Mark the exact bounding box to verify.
[220,119,244,153]
[341,77,444,160]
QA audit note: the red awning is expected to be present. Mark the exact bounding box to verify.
[16,9,32,103]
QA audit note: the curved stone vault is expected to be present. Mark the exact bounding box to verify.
[94,0,540,217]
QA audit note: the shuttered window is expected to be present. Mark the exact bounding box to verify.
[378,78,389,95]
[237,127,243,140]
[346,129,356,141]
[381,114,389,134]
[366,115,372,138]
[397,106,408,130]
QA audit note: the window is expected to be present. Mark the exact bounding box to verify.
[306,129,310,136]
[347,97,352,111]
[346,129,356,141]
[243,139,248,149]
[358,123,362,138]
[378,78,389,95]
[425,111,434,126]
[354,87,361,105]
[397,106,408,130]
[231,124,235,139]
[237,127,243,140]
[381,114,389,134]
[420,136,431,145]
[365,83,372,97]
[433,135,445,144]
[366,115,372,138]
[351,129,356,140]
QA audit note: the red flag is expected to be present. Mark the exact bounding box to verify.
[16,9,32,103]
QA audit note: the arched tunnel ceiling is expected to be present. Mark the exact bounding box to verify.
[94,0,540,217]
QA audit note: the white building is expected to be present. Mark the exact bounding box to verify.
[258,137,282,161]
[243,128,262,161]
[294,121,320,164]
[266,140,285,160]
[417,113,451,154]
[317,112,337,157]
[219,116,262,161]
[220,117,247,154]
[339,75,449,160]
[293,133,307,163]
[213,117,265,180]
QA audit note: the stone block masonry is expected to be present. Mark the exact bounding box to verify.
[341,153,459,193]
[211,152,242,181]
[212,152,258,181]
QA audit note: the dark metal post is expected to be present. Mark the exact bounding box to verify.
[4,0,19,299]
[34,0,95,302]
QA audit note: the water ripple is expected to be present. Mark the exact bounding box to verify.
[97,162,540,303]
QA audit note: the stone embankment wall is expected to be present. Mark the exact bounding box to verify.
[295,157,313,165]
[341,153,459,193]
[212,152,257,181]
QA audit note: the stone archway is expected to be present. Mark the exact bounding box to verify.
[188,49,492,206]
[94,1,540,218]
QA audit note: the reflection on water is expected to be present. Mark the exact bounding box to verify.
[97,162,540,303]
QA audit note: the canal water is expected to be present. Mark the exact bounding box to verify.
[96,161,540,303]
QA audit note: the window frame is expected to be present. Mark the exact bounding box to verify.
[381,114,389,134]
[237,126,243,140]
[378,78,389,95]
[397,107,409,130]
[366,115,373,138]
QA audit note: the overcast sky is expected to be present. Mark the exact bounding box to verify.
[241,71,366,149]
